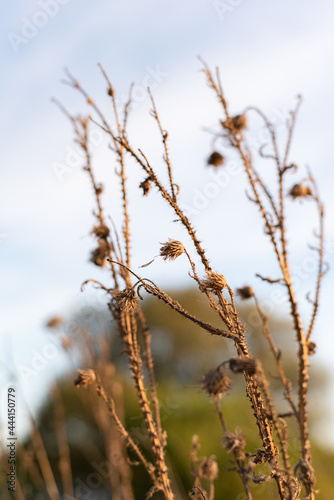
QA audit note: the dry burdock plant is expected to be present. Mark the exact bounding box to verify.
[54,59,326,499]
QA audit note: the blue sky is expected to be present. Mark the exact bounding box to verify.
[1,0,334,447]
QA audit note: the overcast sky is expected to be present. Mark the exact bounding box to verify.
[1,0,334,447]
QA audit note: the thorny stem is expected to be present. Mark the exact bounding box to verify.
[136,307,163,441]
[60,64,325,499]
[52,386,74,498]
[306,170,325,342]
[98,63,132,272]
[202,61,318,497]
[213,398,252,500]
[117,310,174,499]
[95,374,157,484]
[148,89,177,202]
[253,296,298,418]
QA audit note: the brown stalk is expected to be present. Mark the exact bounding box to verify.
[201,61,318,497]
[213,397,252,500]
[52,386,74,498]
[94,374,157,485]
[30,418,61,500]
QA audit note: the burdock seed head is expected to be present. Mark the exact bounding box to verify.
[92,224,110,239]
[201,366,231,398]
[114,287,138,312]
[90,240,110,267]
[236,286,254,300]
[289,183,313,200]
[228,356,258,376]
[207,151,224,168]
[307,341,317,356]
[159,239,184,261]
[74,369,96,388]
[46,316,64,329]
[222,430,246,462]
[222,114,247,134]
[200,270,226,293]
[198,455,219,481]
[139,177,152,196]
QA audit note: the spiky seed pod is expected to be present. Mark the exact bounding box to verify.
[307,341,316,356]
[139,177,152,196]
[236,286,254,300]
[200,271,226,292]
[228,356,258,376]
[92,224,110,238]
[114,287,138,312]
[198,455,219,481]
[95,184,104,195]
[46,316,64,329]
[289,183,313,200]
[159,239,184,261]
[90,240,110,267]
[222,114,247,133]
[201,366,231,398]
[253,448,267,464]
[74,369,96,388]
[207,151,224,168]
[222,430,246,462]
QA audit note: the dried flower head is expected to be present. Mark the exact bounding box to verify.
[90,240,110,267]
[222,114,247,133]
[60,335,71,350]
[201,366,231,398]
[253,448,267,465]
[236,286,254,300]
[46,316,64,329]
[95,183,103,195]
[159,239,184,261]
[139,177,152,196]
[289,184,313,200]
[114,287,138,312]
[228,356,258,376]
[307,341,316,356]
[92,224,110,239]
[200,270,226,292]
[207,151,224,168]
[222,430,246,462]
[107,86,115,97]
[74,369,96,388]
[198,455,219,481]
